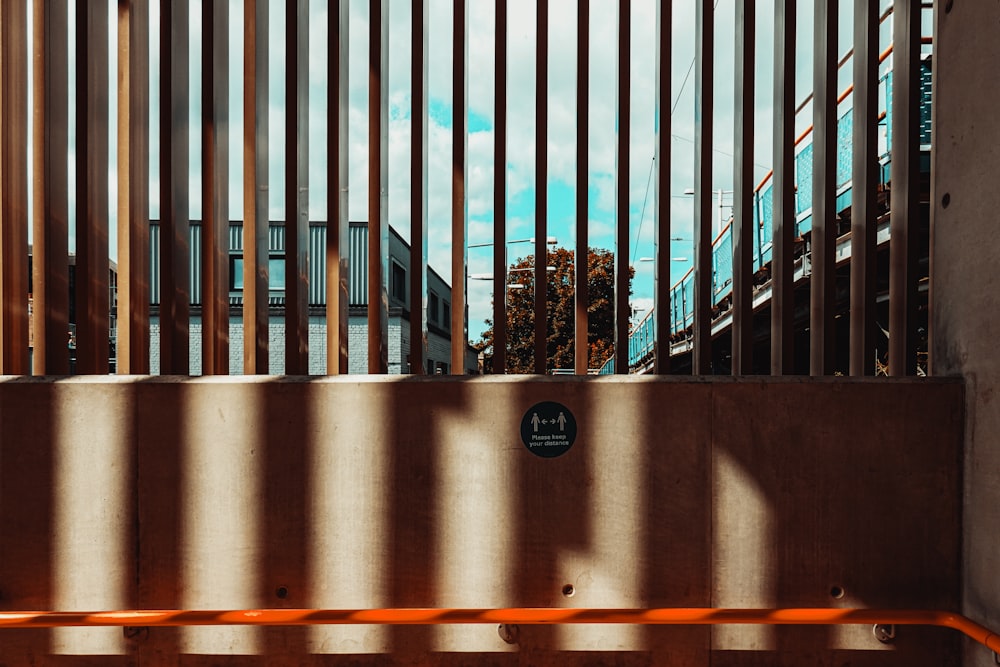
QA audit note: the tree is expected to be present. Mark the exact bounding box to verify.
[477,248,632,373]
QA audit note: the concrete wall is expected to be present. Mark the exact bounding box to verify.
[931,3,1000,666]
[0,376,962,665]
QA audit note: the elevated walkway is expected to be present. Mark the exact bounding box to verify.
[606,52,933,375]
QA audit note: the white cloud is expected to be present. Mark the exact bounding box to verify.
[137,0,878,344]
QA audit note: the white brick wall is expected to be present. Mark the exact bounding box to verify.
[149,314,455,376]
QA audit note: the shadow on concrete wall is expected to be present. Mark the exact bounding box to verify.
[0,375,966,665]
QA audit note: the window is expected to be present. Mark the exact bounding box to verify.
[391,260,406,304]
[230,256,286,291]
[429,292,440,323]
[443,300,451,328]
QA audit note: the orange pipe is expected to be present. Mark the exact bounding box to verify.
[0,608,996,652]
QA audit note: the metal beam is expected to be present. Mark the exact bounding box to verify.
[614,0,631,375]
[368,0,389,374]
[575,0,590,376]
[75,1,110,376]
[32,0,70,375]
[732,0,755,375]
[493,0,508,375]
[810,0,837,375]
[534,0,549,374]
[0,0,30,375]
[410,0,428,375]
[693,0,714,375]
[451,0,468,376]
[202,0,230,375]
[771,0,795,375]
[888,0,921,376]
[159,0,190,375]
[116,0,150,375]
[243,0,269,375]
[285,0,310,375]
[653,0,672,375]
[850,0,878,376]
[328,0,349,374]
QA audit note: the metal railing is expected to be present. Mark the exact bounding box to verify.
[607,24,935,376]
[0,1,931,377]
[0,607,997,655]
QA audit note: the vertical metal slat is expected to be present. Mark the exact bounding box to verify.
[693,0,713,375]
[159,0,190,374]
[285,0,310,374]
[534,0,549,374]
[0,0,30,375]
[76,1,110,375]
[243,0,269,374]
[202,0,229,375]
[771,0,795,375]
[574,0,589,375]
[810,0,837,375]
[451,0,468,375]
[368,0,389,374]
[410,0,428,374]
[654,0,672,375]
[850,0,878,376]
[493,0,508,374]
[614,0,630,375]
[888,0,921,376]
[328,0,349,374]
[32,0,70,375]
[732,0,754,374]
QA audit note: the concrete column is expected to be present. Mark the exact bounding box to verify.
[930,3,1000,665]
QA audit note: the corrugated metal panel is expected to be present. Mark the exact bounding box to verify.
[229,223,243,252]
[350,223,368,306]
[190,224,202,305]
[149,223,160,304]
[310,224,326,306]
[269,224,284,252]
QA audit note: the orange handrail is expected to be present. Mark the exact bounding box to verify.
[0,608,997,652]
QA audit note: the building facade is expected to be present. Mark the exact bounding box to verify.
[147,219,476,375]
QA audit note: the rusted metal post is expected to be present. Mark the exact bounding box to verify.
[116,0,150,375]
[614,0,631,375]
[771,0,795,375]
[409,0,428,375]
[285,0,310,375]
[732,0,755,375]
[243,0,269,375]
[75,1,110,376]
[693,0,714,375]
[493,0,508,374]
[202,0,230,375]
[534,0,549,374]
[0,0,30,375]
[159,0,190,375]
[328,0,350,375]
[888,0,921,376]
[811,0,838,375]
[850,0,878,376]
[368,0,389,374]
[32,0,70,375]
[575,0,590,376]
[451,0,469,375]
[653,0,672,375]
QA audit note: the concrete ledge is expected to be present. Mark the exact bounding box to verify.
[0,377,963,665]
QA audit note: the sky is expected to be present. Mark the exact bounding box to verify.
[43,0,903,345]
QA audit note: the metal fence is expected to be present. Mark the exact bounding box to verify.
[0,0,929,378]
